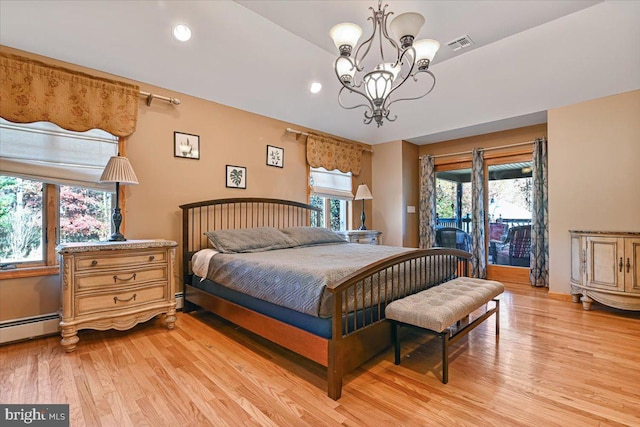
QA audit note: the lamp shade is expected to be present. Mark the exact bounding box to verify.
[330,23,363,53]
[336,57,357,84]
[390,12,425,42]
[363,70,394,104]
[99,156,139,185]
[414,39,440,61]
[355,184,373,200]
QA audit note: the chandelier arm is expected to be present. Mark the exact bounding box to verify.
[395,46,416,81]
[377,8,387,62]
[379,7,402,64]
[337,86,375,114]
[334,59,374,109]
[386,70,437,110]
[353,12,378,68]
[379,47,419,110]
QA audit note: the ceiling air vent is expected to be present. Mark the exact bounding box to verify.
[447,35,474,51]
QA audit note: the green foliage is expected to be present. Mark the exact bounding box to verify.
[0,176,43,261]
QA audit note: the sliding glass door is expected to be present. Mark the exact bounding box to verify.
[486,161,533,266]
[433,152,533,273]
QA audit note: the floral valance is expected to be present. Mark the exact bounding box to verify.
[0,52,139,137]
[306,132,363,176]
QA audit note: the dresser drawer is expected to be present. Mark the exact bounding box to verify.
[75,266,168,291]
[76,284,168,316]
[75,249,166,271]
[354,236,378,244]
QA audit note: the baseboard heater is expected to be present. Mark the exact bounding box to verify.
[1,293,185,345]
[0,313,60,344]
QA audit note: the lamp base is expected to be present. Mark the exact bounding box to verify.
[108,232,127,242]
[359,224,368,230]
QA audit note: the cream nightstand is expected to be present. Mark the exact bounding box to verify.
[336,230,382,245]
[57,239,177,352]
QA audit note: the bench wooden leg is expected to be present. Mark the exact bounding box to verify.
[392,322,401,365]
[441,331,449,384]
[495,298,500,335]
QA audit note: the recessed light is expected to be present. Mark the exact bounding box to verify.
[172,24,192,42]
[310,82,322,94]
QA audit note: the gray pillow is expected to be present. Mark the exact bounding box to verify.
[204,227,297,253]
[280,226,347,247]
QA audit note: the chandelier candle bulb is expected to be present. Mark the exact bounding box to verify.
[330,0,440,127]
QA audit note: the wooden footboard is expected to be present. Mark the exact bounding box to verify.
[327,248,470,398]
[179,198,471,400]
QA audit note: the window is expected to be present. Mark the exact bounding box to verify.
[0,177,43,264]
[309,167,353,231]
[435,168,473,233]
[0,119,118,274]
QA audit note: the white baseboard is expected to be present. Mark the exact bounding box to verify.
[1,293,184,345]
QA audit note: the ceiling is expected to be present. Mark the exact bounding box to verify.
[1,1,639,145]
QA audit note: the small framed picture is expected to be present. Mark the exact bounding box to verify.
[226,165,247,189]
[174,131,200,160]
[266,145,284,168]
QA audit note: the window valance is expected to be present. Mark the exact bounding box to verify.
[0,52,139,137]
[306,132,363,176]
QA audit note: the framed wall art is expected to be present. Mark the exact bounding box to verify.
[174,131,200,159]
[226,165,247,189]
[266,145,284,168]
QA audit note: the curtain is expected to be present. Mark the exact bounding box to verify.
[471,148,486,278]
[0,118,118,190]
[419,155,436,248]
[0,52,139,137]
[309,167,353,200]
[306,132,363,176]
[530,138,549,287]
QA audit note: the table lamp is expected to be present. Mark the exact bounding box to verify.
[99,155,139,241]
[354,184,373,230]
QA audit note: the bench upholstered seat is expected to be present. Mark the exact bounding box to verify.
[385,277,504,333]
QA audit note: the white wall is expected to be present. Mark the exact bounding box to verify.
[548,90,640,294]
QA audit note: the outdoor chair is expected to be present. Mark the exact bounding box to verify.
[495,225,531,267]
[435,227,472,252]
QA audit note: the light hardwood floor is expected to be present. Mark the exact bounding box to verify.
[2,283,640,426]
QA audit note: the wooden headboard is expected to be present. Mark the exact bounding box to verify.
[178,197,321,285]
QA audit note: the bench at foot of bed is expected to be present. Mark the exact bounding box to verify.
[385,277,504,384]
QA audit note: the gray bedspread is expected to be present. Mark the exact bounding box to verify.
[202,243,454,318]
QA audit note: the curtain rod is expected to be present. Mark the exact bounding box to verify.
[139,91,181,107]
[420,139,537,159]
[285,127,374,153]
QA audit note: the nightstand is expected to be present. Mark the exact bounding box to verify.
[57,239,177,352]
[336,230,382,245]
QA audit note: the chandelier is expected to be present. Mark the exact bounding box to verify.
[330,1,440,127]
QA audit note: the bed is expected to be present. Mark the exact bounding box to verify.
[180,197,471,400]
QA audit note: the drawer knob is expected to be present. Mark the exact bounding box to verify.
[91,260,98,266]
[113,273,137,283]
[149,255,155,261]
[114,293,137,304]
